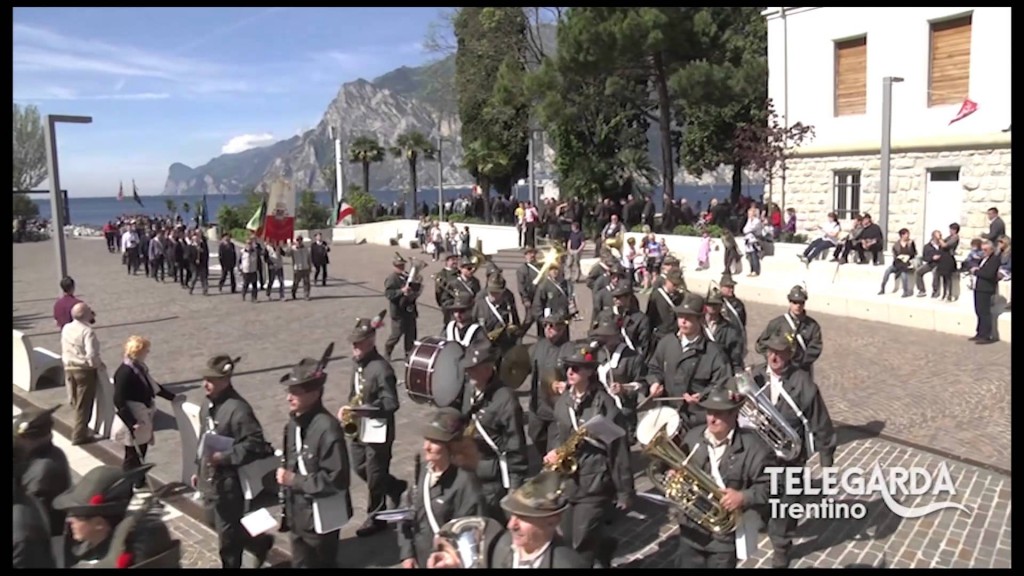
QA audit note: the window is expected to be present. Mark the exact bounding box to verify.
[928,15,972,107]
[833,171,861,220]
[834,36,867,116]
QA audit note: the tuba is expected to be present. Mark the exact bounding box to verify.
[735,368,803,462]
[604,231,625,259]
[435,516,493,568]
[532,244,565,286]
[642,428,739,535]
[544,426,586,476]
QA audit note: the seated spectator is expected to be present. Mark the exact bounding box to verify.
[798,211,841,265]
[915,230,945,298]
[878,228,917,297]
[998,235,1012,281]
[853,213,885,265]
[832,215,865,264]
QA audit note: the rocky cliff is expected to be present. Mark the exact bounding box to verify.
[162,64,471,196]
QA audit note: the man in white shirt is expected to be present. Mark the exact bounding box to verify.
[121,226,141,275]
[60,302,104,445]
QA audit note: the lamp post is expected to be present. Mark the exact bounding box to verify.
[44,114,92,284]
[329,126,345,204]
[879,76,903,244]
[527,124,544,206]
[436,133,446,221]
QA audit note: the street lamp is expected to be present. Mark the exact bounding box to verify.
[879,76,904,243]
[44,114,92,284]
[436,132,447,221]
[527,120,544,206]
[328,126,345,204]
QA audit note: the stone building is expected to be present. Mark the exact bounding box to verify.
[763,7,1011,248]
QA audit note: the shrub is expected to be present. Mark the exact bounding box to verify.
[296,190,331,231]
[672,224,725,238]
[229,228,251,243]
[446,214,488,225]
[217,204,245,232]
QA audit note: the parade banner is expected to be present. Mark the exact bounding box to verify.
[263,180,296,242]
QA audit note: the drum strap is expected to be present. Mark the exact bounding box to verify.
[657,288,675,308]
[446,322,481,347]
[472,415,511,489]
[549,279,566,297]
[596,345,627,409]
[484,297,506,326]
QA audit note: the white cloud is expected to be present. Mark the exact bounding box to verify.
[14,86,171,101]
[221,133,275,154]
[12,23,249,97]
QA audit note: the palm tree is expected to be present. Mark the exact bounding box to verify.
[613,148,657,200]
[462,140,513,223]
[164,199,177,215]
[182,201,191,220]
[348,135,386,195]
[389,131,435,212]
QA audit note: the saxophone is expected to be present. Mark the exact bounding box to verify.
[544,426,587,476]
[341,389,363,439]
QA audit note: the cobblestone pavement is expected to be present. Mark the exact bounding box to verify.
[13,239,1011,568]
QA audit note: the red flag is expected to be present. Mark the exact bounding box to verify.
[948,99,978,125]
[117,181,124,201]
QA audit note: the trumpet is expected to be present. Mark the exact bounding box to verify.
[643,428,738,535]
[544,426,586,476]
[532,245,565,286]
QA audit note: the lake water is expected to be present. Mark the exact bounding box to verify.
[30,184,762,227]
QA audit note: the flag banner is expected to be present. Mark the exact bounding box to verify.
[117,181,124,201]
[336,201,355,226]
[245,199,267,233]
[948,99,978,125]
[132,180,145,208]
[197,194,209,227]
[262,180,296,242]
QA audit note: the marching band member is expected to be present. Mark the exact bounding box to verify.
[52,464,154,566]
[384,255,421,362]
[755,285,824,378]
[591,264,629,328]
[426,470,588,569]
[14,433,57,568]
[277,357,353,568]
[95,496,182,568]
[650,254,684,292]
[704,290,746,373]
[749,332,836,569]
[452,257,482,298]
[718,272,747,329]
[589,317,647,443]
[457,340,530,522]
[645,293,733,429]
[547,342,634,568]
[674,385,775,569]
[596,282,651,358]
[442,292,488,347]
[472,274,523,352]
[398,408,486,569]
[584,255,617,297]
[434,253,460,324]
[645,269,688,350]
[13,405,72,544]
[532,259,576,327]
[341,313,408,538]
[193,355,275,568]
[527,309,574,455]
[515,247,542,336]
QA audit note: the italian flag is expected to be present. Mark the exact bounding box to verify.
[334,201,355,225]
[245,198,267,235]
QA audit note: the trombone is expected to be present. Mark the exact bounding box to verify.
[532,244,565,286]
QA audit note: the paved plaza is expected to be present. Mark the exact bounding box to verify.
[13,237,1012,568]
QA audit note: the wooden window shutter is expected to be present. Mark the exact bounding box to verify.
[834,37,867,117]
[929,15,972,107]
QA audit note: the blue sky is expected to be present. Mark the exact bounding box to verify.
[13,7,446,197]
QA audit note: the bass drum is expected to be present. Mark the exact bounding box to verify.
[405,337,464,407]
[635,406,683,447]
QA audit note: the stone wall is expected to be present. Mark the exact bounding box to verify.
[771,147,1012,249]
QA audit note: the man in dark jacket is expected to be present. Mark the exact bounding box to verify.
[218,234,238,293]
[14,405,72,541]
[970,239,1003,343]
[311,232,331,286]
[193,355,275,568]
[756,286,824,378]
[340,312,408,537]
[853,213,884,265]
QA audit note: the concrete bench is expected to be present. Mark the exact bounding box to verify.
[12,329,63,392]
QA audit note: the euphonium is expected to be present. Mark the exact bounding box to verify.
[436,516,492,568]
[734,369,803,462]
[532,245,565,286]
[544,426,586,476]
[642,428,739,535]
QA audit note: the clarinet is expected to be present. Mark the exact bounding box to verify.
[401,454,422,541]
[277,422,291,533]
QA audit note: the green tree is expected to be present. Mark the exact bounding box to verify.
[13,103,47,218]
[454,7,530,210]
[217,204,244,232]
[345,184,378,224]
[295,190,332,231]
[671,7,769,205]
[164,198,177,215]
[531,8,651,203]
[13,103,47,192]
[348,135,386,195]
[389,131,435,211]
[733,99,815,212]
[182,201,191,217]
